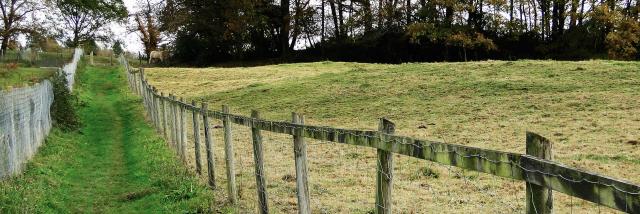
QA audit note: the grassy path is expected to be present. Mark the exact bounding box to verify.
[0,64,215,213]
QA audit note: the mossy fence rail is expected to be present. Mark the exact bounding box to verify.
[121,57,639,214]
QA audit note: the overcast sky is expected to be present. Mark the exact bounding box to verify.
[109,0,144,53]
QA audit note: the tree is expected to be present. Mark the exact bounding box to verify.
[50,0,127,47]
[27,26,62,51]
[132,0,161,56]
[0,0,40,54]
[112,40,123,55]
[152,0,640,64]
[282,0,291,55]
[606,18,640,59]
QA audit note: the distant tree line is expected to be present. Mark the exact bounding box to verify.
[0,0,126,55]
[133,0,640,65]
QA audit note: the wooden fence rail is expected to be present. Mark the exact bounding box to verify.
[119,57,640,214]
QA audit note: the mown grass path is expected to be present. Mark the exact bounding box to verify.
[0,64,215,213]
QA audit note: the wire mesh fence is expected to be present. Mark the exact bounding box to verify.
[0,80,53,179]
[0,48,82,180]
[62,49,83,91]
[0,49,75,68]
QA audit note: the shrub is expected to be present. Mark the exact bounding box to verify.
[50,70,80,131]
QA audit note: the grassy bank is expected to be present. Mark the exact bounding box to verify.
[0,64,216,212]
[145,60,639,213]
[0,67,57,89]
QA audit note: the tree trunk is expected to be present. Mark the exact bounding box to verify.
[521,0,526,31]
[526,0,532,30]
[406,0,411,24]
[363,0,373,32]
[531,0,538,30]
[378,0,384,27]
[510,0,514,25]
[557,0,566,34]
[551,0,558,38]
[329,0,340,37]
[540,0,548,40]
[337,0,344,37]
[321,0,326,40]
[349,0,354,35]
[281,0,291,56]
[578,0,585,25]
[445,5,453,26]
[289,0,302,50]
[1,36,8,55]
[569,0,578,28]
[73,29,80,48]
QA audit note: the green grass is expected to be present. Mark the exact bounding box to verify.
[0,66,56,89]
[0,63,216,213]
[0,49,74,67]
[145,60,640,213]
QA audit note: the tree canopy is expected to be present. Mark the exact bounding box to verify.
[49,0,127,47]
[0,0,41,52]
[150,0,640,64]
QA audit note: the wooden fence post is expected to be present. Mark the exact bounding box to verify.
[170,95,178,152]
[179,97,187,163]
[176,97,183,160]
[192,101,203,175]
[201,103,216,188]
[525,132,553,214]
[154,88,161,133]
[141,79,148,111]
[89,51,94,65]
[161,92,168,139]
[223,105,238,204]
[151,88,160,132]
[167,95,174,147]
[251,110,269,214]
[138,68,144,96]
[376,118,395,214]
[174,96,181,156]
[292,112,310,214]
[149,87,155,127]
[135,71,140,95]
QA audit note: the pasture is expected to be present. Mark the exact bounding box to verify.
[0,49,76,88]
[144,60,640,213]
[0,67,56,89]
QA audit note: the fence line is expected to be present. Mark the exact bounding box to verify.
[62,48,84,91]
[0,48,84,180]
[120,56,640,213]
[0,81,53,179]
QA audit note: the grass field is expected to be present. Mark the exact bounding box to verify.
[0,67,57,89]
[145,60,640,213]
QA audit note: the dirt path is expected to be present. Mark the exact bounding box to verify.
[0,64,215,213]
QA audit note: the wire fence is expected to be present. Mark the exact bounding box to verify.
[0,80,53,179]
[0,49,75,68]
[62,49,83,91]
[0,48,83,180]
[121,55,640,214]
